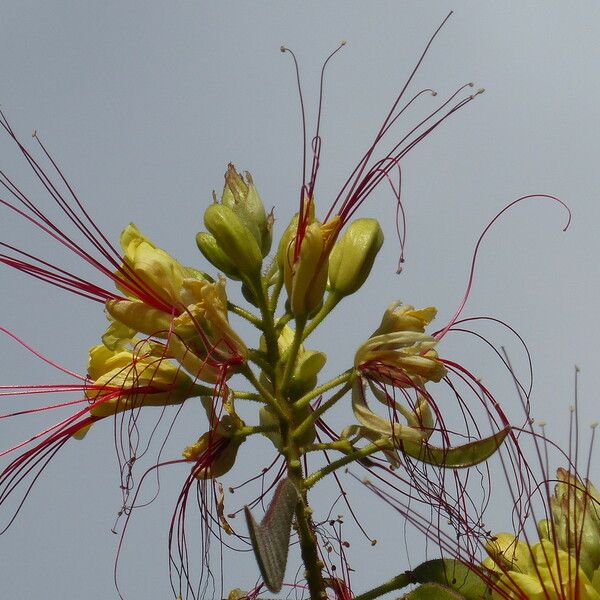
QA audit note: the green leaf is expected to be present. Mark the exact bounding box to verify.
[244,477,299,592]
[412,559,491,600]
[400,427,510,468]
[403,582,465,599]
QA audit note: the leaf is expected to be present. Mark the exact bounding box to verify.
[403,582,466,599]
[244,477,299,592]
[412,559,491,600]
[399,427,510,468]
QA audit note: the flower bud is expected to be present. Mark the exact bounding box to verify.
[288,349,327,400]
[221,164,273,257]
[329,218,384,297]
[204,203,263,279]
[195,231,242,280]
[544,468,600,576]
[276,214,299,271]
[283,215,342,318]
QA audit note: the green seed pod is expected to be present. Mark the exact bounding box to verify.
[196,231,241,280]
[329,218,384,297]
[204,203,263,279]
[221,164,273,257]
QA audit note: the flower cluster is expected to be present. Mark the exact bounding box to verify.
[0,14,576,600]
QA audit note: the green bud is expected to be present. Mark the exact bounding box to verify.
[288,349,327,400]
[204,203,263,279]
[276,214,299,271]
[329,218,383,297]
[545,468,600,576]
[196,231,241,280]
[221,164,273,257]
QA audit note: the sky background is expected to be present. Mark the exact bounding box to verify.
[1,2,600,599]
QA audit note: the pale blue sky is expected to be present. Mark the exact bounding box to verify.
[1,2,599,599]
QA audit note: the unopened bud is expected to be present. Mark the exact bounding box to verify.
[329,218,383,297]
[221,164,273,257]
[288,349,327,400]
[283,216,341,318]
[546,468,600,575]
[204,203,263,279]
[196,231,242,280]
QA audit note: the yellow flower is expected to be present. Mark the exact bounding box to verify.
[105,223,210,347]
[485,535,600,600]
[107,259,247,381]
[85,344,197,419]
[372,301,438,336]
[117,223,202,308]
[355,330,446,387]
[355,301,445,387]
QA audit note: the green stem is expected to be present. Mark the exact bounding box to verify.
[247,349,271,373]
[275,312,293,331]
[232,390,263,401]
[233,424,277,440]
[304,438,392,489]
[294,498,326,599]
[305,439,354,454]
[253,279,280,374]
[294,371,352,410]
[353,572,414,600]
[293,382,352,443]
[303,292,341,340]
[285,450,326,599]
[239,365,284,419]
[269,270,284,312]
[190,382,221,398]
[227,301,262,327]
[279,316,307,394]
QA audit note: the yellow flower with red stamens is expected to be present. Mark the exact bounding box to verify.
[85,343,198,419]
